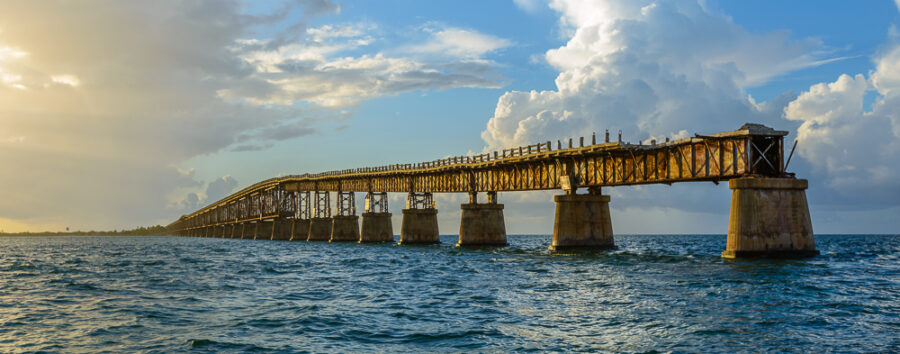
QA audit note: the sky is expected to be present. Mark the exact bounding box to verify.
[0,0,898,234]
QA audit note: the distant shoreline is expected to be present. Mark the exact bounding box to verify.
[0,225,167,237]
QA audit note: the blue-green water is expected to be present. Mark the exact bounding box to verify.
[0,235,897,352]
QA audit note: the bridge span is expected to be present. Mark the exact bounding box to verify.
[167,123,817,258]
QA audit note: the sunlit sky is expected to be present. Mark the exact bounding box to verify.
[1,0,898,234]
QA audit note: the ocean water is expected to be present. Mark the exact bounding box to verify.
[0,234,897,352]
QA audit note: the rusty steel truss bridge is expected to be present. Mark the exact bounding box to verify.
[167,123,817,258]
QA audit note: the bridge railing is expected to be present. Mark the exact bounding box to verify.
[300,137,597,178]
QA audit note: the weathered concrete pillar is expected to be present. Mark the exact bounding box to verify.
[290,219,311,241]
[271,219,292,241]
[255,221,274,240]
[307,217,333,241]
[550,193,615,251]
[457,203,507,246]
[330,215,360,242]
[399,209,440,244]
[240,223,247,239]
[360,212,393,242]
[723,177,818,258]
[230,224,238,238]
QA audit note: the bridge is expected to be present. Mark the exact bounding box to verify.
[167,123,818,258]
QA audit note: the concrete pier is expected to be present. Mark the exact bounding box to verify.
[722,177,818,258]
[330,215,360,242]
[550,193,615,251]
[272,220,292,240]
[307,217,333,241]
[399,209,440,244]
[290,219,311,241]
[249,222,259,239]
[255,221,274,240]
[457,203,507,246]
[360,212,394,243]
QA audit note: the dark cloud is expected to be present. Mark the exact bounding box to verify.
[205,175,239,203]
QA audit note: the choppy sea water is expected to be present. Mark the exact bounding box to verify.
[0,234,897,352]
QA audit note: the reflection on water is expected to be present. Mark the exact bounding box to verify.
[0,234,897,351]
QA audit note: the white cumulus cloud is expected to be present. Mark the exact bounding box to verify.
[785,46,900,205]
[219,23,509,108]
[482,0,822,151]
[406,27,512,59]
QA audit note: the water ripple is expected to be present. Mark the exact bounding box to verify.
[0,234,897,352]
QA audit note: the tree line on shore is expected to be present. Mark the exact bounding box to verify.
[0,225,168,236]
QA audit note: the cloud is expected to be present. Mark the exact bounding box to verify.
[480,0,900,224]
[478,0,860,220]
[205,175,239,203]
[514,0,546,13]
[0,1,515,231]
[220,24,510,108]
[784,47,900,207]
[405,27,512,59]
[482,0,822,152]
[50,74,80,87]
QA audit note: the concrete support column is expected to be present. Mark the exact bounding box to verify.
[307,217,333,241]
[330,215,360,242]
[550,193,614,251]
[272,219,292,241]
[457,203,507,246]
[290,219,311,241]
[255,221,274,240]
[240,223,247,239]
[723,177,818,258]
[330,191,359,242]
[399,209,439,244]
[360,213,393,242]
